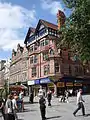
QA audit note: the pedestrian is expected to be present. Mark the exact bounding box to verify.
[19,91,24,111]
[73,89,85,116]
[0,98,5,120]
[12,95,18,120]
[39,95,46,120]
[47,89,52,106]
[5,95,15,120]
[65,90,69,103]
[29,91,34,104]
[38,86,44,98]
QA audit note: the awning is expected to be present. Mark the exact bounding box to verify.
[10,84,28,91]
[40,77,51,84]
[35,79,40,85]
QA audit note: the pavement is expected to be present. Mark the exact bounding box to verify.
[1,95,90,120]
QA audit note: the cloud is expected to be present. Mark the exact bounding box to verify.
[40,0,64,15]
[0,2,36,51]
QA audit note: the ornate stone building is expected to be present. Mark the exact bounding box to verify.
[0,60,6,88]
[10,44,28,86]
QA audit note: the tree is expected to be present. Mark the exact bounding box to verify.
[58,0,90,62]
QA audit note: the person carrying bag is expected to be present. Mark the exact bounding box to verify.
[5,95,15,120]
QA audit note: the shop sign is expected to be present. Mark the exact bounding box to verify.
[57,82,65,87]
[74,83,82,86]
[48,83,54,87]
[35,79,40,84]
[40,77,51,84]
[28,80,35,85]
[66,82,73,86]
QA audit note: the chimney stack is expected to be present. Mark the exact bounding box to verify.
[57,10,66,30]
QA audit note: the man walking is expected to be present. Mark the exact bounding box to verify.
[73,89,85,116]
[39,95,46,120]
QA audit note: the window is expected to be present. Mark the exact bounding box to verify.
[75,66,79,75]
[49,49,54,55]
[49,29,52,34]
[39,28,46,36]
[30,45,34,52]
[55,63,59,73]
[32,67,36,77]
[34,45,38,51]
[69,65,72,74]
[43,52,49,61]
[28,35,35,43]
[45,40,49,45]
[44,65,50,75]
[30,56,33,64]
[34,55,38,63]
[40,40,45,47]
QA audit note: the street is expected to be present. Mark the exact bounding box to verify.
[13,95,90,120]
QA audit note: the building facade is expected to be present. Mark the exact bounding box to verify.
[9,10,90,95]
[23,10,90,96]
[0,60,6,88]
[10,44,28,87]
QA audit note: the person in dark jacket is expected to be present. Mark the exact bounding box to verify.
[0,98,5,120]
[47,89,52,106]
[39,96,46,120]
[29,92,34,104]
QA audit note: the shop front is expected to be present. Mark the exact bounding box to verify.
[27,80,35,95]
[40,77,52,93]
[34,79,40,96]
[57,82,65,96]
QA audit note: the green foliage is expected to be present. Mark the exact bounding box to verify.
[58,0,90,61]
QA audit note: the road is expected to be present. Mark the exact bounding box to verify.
[0,95,90,120]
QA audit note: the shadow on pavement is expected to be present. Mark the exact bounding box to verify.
[24,102,38,104]
[47,116,61,119]
[86,113,90,116]
[18,119,24,120]
[18,109,37,113]
[77,113,90,117]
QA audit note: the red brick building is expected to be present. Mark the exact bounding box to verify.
[9,10,90,95]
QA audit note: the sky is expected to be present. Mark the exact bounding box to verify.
[0,0,72,60]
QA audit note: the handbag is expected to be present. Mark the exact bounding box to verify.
[8,108,12,113]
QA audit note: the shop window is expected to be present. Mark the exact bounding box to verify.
[43,52,49,61]
[32,67,36,77]
[55,63,59,73]
[44,65,50,75]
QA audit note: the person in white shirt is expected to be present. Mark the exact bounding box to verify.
[73,89,85,116]
[38,86,44,98]
[12,95,18,120]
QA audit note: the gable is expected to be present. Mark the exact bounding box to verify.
[29,31,34,37]
[39,24,45,31]
[35,20,46,33]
